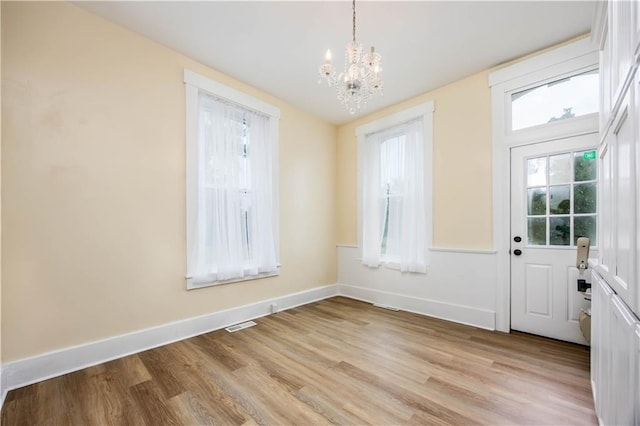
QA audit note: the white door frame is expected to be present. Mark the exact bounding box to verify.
[489,38,600,332]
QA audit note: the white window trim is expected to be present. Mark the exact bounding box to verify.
[356,101,434,265]
[184,69,280,290]
[489,38,599,332]
[505,66,599,140]
[490,38,599,146]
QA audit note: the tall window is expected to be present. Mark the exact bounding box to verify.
[184,70,280,289]
[358,102,433,273]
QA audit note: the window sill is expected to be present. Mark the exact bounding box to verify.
[186,269,280,290]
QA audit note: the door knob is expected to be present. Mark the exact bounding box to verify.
[513,249,522,256]
[514,236,522,243]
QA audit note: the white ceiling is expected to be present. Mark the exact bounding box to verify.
[74,1,596,125]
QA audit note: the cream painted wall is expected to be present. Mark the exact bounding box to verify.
[336,71,493,249]
[1,2,336,362]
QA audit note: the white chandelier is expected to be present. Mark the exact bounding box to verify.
[318,0,383,114]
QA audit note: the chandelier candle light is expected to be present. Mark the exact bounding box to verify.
[319,0,383,114]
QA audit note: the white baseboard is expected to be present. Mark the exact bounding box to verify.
[0,280,496,403]
[338,283,496,330]
[0,284,339,397]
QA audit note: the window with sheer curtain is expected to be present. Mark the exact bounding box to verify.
[184,70,280,289]
[358,103,433,273]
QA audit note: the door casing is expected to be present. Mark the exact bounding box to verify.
[489,38,600,332]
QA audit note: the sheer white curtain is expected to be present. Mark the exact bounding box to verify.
[361,131,383,267]
[361,119,427,273]
[191,92,277,284]
[398,120,427,273]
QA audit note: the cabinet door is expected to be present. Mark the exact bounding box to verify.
[612,92,637,309]
[634,0,640,60]
[599,137,614,281]
[600,28,613,131]
[610,295,639,426]
[592,272,614,422]
[636,70,640,317]
[609,0,634,103]
[635,324,640,425]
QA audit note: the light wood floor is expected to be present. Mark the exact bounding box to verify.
[1,297,597,425]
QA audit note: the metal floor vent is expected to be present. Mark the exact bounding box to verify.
[225,321,257,333]
[373,303,400,311]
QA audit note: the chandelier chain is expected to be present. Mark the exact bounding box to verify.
[352,0,356,43]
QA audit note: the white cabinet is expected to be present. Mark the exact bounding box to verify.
[600,28,612,133]
[599,0,639,127]
[636,70,640,317]
[596,0,640,318]
[592,271,639,426]
[594,1,640,424]
[613,91,637,310]
[599,132,614,279]
[609,295,638,425]
[609,0,635,104]
[591,273,614,420]
[636,324,640,423]
[598,75,638,313]
[634,0,640,66]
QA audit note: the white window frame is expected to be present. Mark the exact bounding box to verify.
[184,69,280,289]
[489,38,599,332]
[356,101,434,265]
[507,67,599,136]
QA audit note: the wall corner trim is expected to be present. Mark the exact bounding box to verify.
[0,284,339,397]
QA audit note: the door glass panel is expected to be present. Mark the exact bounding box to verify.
[527,188,547,215]
[574,183,597,213]
[549,185,570,214]
[528,218,547,245]
[574,151,597,181]
[527,157,547,186]
[550,217,570,245]
[549,153,571,184]
[525,149,597,247]
[574,216,597,245]
[511,69,599,131]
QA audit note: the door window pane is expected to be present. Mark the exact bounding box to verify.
[527,188,547,215]
[574,151,597,181]
[511,69,599,131]
[524,149,597,247]
[574,216,597,245]
[528,218,547,245]
[574,183,597,213]
[549,185,570,214]
[549,153,571,184]
[550,217,571,245]
[527,157,547,186]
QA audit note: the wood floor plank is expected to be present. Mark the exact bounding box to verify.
[137,348,187,400]
[1,296,597,425]
[129,380,182,425]
[160,343,250,425]
[103,354,152,388]
[166,391,218,426]
[331,361,475,425]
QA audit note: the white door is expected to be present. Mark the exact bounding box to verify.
[510,133,598,344]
